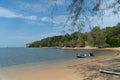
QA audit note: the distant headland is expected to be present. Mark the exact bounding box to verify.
[27,23,120,48]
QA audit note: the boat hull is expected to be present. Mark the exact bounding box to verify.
[99,69,120,75]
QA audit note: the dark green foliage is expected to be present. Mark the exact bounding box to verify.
[105,23,120,47]
[27,23,120,48]
[27,32,86,48]
[89,26,106,47]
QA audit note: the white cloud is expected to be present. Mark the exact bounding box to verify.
[16,0,68,14]
[25,20,46,26]
[90,12,120,28]
[40,15,68,24]
[17,1,48,13]
[0,7,23,18]
[40,15,72,32]
[54,15,68,24]
[25,16,37,20]
[0,7,37,20]
[101,14,120,27]
[40,17,50,22]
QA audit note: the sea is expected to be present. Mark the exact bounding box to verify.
[0,47,115,68]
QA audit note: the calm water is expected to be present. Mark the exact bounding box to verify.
[0,48,114,67]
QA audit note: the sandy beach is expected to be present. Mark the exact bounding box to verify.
[0,63,79,80]
[0,48,120,80]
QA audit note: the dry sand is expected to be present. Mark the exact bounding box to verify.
[67,48,120,80]
[0,48,120,80]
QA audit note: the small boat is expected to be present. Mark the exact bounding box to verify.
[76,55,86,58]
[99,69,120,75]
[76,53,94,58]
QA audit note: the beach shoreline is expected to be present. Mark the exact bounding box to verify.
[61,46,120,51]
[40,46,120,51]
[0,47,120,80]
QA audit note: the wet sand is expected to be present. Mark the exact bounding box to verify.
[0,64,79,80]
[0,48,120,80]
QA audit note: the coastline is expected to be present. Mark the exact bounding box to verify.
[30,46,120,51]
[61,46,120,51]
[0,47,120,80]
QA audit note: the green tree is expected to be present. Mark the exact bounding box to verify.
[27,23,120,48]
[89,26,106,47]
[105,23,120,47]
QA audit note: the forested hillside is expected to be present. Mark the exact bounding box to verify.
[27,23,120,48]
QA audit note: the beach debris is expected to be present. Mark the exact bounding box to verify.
[99,69,120,75]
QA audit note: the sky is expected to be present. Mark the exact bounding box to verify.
[0,0,119,47]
